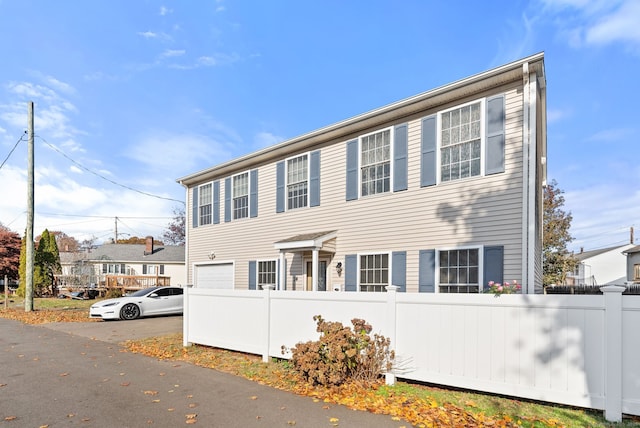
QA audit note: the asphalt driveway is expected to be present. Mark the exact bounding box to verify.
[1,317,410,427]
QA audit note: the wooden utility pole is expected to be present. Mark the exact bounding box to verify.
[25,101,34,311]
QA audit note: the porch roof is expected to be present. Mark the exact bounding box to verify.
[274,230,337,251]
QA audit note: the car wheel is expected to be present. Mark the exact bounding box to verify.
[120,303,140,320]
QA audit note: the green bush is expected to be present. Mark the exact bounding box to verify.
[285,315,395,387]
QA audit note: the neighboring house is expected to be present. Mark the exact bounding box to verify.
[566,244,635,286]
[623,245,640,284]
[177,53,547,294]
[57,237,186,290]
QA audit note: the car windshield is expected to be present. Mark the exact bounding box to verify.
[128,287,160,297]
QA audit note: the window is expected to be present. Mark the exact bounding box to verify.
[634,264,640,281]
[199,183,212,226]
[287,154,308,210]
[258,260,277,290]
[103,263,126,274]
[439,248,479,293]
[360,253,389,292]
[361,129,391,196]
[232,172,249,220]
[440,101,482,182]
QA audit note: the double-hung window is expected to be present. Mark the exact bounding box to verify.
[440,101,482,182]
[198,183,212,226]
[360,253,389,292]
[232,172,249,220]
[634,264,640,281]
[287,154,308,210]
[439,248,479,293]
[257,260,277,290]
[360,128,391,196]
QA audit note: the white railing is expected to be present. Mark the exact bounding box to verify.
[183,285,639,422]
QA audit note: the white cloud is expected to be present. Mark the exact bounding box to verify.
[587,128,635,142]
[159,6,173,16]
[161,49,186,58]
[254,131,283,150]
[585,1,640,46]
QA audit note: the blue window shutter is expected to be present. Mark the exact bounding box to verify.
[310,151,321,207]
[421,115,437,187]
[224,177,231,222]
[346,139,359,201]
[276,161,285,213]
[142,264,147,275]
[248,261,257,290]
[393,124,408,192]
[391,251,406,292]
[418,249,435,292]
[192,186,199,228]
[250,169,258,218]
[344,254,357,291]
[213,181,220,224]
[486,95,505,175]
[483,246,504,292]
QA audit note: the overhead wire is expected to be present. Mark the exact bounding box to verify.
[0,132,27,170]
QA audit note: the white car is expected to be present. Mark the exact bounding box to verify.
[89,286,183,320]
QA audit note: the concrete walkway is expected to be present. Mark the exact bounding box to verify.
[0,317,410,427]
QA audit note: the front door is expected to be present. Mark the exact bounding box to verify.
[306,261,327,291]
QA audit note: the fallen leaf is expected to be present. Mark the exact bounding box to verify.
[186,394,193,398]
[0,383,7,387]
[152,399,160,403]
[39,425,49,428]
[329,417,339,423]
[188,403,198,408]
[144,390,159,396]
[185,414,197,419]
[280,406,286,410]
[167,408,175,412]
[59,372,69,377]
[5,416,17,421]
[159,372,166,376]
[82,418,90,422]
[287,421,296,426]
[250,396,258,400]
[185,420,197,425]
[121,382,131,387]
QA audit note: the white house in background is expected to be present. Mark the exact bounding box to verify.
[178,53,547,294]
[567,244,635,286]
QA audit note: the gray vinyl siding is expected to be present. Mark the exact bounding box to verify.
[186,85,527,291]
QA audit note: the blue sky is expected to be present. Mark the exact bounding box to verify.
[0,0,638,251]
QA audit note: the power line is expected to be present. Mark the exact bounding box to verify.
[36,135,185,205]
[0,133,27,170]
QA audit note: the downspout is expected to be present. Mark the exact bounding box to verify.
[527,72,538,294]
[521,63,531,293]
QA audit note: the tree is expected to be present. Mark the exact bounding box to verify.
[18,229,62,297]
[51,231,80,252]
[116,236,164,245]
[0,224,21,281]
[543,180,577,287]
[163,206,185,246]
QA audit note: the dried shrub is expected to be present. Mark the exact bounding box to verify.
[285,315,395,387]
[105,288,123,299]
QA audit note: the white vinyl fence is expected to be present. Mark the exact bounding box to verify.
[183,285,640,422]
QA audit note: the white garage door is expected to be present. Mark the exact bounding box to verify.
[195,263,234,289]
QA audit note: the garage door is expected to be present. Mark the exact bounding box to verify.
[195,263,234,289]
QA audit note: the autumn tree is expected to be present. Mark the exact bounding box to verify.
[51,231,80,252]
[116,236,164,245]
[543,179,577,287]
[0,224,21,282]
[163,206,185,246]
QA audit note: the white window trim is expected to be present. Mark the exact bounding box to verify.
[436,98,486,185]
[358,126,394,198]
[192,260,236,290]
[198,182,213,226]
[356,251,392,292]
[435,245,483,294]
[285,152,310,211]
[256,258,278,290]
[230,170,251,221]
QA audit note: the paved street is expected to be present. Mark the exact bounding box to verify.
[1,317,409,427]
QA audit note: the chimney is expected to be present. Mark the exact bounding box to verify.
[145,236,154,255]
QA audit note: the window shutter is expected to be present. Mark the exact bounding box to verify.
[192,186,199,228]
[344,254,357,291]
[391,251,406,292]
[142,264,147,275]
[276,161,285,213]
[483,246,504,292]
[346,139,359,201]
[418,249,435,292]
[248,260,257,290]
[102,263,107,274]
[486,95,505,175]
[120,264,125,273]
[160,265,164,275]
[224,177,231,222]
[421,115,437,187]
[310,150,321,207]
[213,181,220,224]
[250,169,258,218]
[393,124,408,192]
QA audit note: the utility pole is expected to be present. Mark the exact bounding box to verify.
[25,101,34,312]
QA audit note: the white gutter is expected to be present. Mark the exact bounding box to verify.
[521,63,531,294]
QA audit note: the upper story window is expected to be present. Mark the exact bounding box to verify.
[199,183,212,226]
[232,172,249,220]
[439,248,479,293]
[360,253,389,292]
[440,101,482,182]
[258,260,277,290]
[361,128,391,196]
[287,154,308,210]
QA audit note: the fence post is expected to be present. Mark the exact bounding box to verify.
[385,285,399,385]
[262,284,275,363]
[600,284,626,422]
[183,284,193,347]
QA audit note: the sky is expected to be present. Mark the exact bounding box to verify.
[0,0,638,252]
